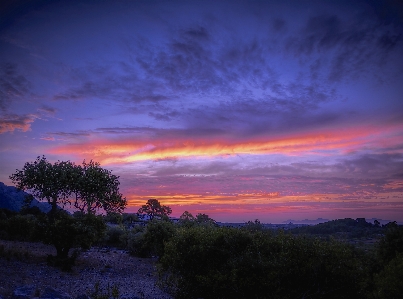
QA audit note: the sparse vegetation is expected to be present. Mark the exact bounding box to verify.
[6,157,126,270]
[2,186,403,298]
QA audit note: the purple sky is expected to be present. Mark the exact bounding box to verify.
[1,0,403,223]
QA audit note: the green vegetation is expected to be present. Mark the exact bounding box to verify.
[2,167,403,297]
[9,156,127,216]
[4,156,126,270]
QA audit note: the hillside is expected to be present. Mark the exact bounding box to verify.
[0,182,52,213]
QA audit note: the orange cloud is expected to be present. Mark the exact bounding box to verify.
[0,114,37,134]
[49,122,403,164]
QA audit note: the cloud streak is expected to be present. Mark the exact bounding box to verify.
[0,113,37,133]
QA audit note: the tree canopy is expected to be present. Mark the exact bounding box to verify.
[72,160,126,214]
[10,156,126,215]
[138,198,172,220]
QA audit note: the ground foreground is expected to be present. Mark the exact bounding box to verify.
[0,240,172,299]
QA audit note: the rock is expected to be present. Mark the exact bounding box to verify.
[40,288,72,299]
[12,285,37,299]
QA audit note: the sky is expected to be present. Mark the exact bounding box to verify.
[1,0,403,223]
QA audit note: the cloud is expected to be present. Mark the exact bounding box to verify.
[0,113,36,133]
[285,9,403,83]
[0,63,31,111]
[40,131,91,141]
[47,120,403,170]
[37,105,56,114]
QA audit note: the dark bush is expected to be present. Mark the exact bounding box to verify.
[378,225,403,264]
[103,225,127,248]
[159,226,369,299]
[128,219,175,258]
[1,214,40,241]
[374,253,403,299]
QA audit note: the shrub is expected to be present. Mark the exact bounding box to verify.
[159,226,369,299]
[374,253,403,299]
[37,211,106,270]
[103,225,127,248]
[127,219,175,258]
[2,214,40,241]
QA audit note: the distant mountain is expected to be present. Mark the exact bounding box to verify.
[0,182,52,213]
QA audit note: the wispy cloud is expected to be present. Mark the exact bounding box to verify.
[0,113,37,133]
[48,121,403,166]
[0,63,31,112]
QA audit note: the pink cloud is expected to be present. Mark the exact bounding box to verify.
[0,114,37,134]
[48,122,403,164]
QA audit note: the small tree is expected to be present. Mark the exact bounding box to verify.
[138,199,172,220]
[9,156,126,268]
[39,210,106,271]
[180,211,195,221]
[72,160,126,214]
[10,156,127,216]
[195,213,216,225]
[9,156,77,217]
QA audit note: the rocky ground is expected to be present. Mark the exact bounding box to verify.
[0,240,172,299]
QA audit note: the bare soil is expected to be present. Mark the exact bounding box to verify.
[0,240,172,299]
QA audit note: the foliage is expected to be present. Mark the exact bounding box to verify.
[195,213,217,225]
[9,156,76,214]
[37,210,106,271]
[138,199,172,220]
[128,219,176,258]
[290,218,384,239]
[104,212,123,225]
[242,219,264,232]
[103,225,127,248]
[122,212,139,225]
[178,211,217,228]
[377,224,403,264]
[9,156,127,216]
[8,156,125,269]
[374,253,403,299]
[72,160,126,214]
[159,226,369,299]
[2,214,41,241]
[179,211,195,221]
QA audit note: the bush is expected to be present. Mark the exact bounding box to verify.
[378,225,403,264]
[37,211,106,270]
[159,226,369,299]
[103,225,127,248]
[374,253,403,299]
[1,214,40,241]
[127,219,175,258]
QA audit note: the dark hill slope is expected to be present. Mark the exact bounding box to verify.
[0,182,51,212]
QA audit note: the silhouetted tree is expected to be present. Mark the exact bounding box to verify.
[10,156,127,217]
[138,199,172,220]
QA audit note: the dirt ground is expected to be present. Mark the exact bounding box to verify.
[0,240,172,299]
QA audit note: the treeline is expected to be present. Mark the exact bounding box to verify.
[289,217,394,239]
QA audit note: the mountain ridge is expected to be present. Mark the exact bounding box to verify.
[0,182,52,213]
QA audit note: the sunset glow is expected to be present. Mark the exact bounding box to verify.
[49,123,403,164]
